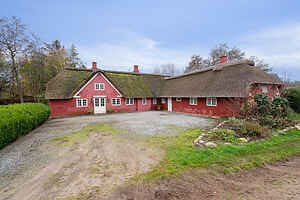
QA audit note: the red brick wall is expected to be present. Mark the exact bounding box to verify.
[49,73,157,117]
[163,97,242,117]
[249,84,280,100]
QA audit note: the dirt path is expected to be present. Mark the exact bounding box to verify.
[0,111,215,200]
[108,156,300,200]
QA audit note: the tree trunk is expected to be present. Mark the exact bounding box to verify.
[12,58,24,103]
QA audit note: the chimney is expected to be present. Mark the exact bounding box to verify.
[92,62,97,71]
[133,65,139,73]
[220,56,228,64]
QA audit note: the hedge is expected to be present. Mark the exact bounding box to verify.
[287,88,300,113]
[0,103,50,149]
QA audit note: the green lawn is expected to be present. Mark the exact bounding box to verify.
[142,129,300,180]
[288,113,300,121]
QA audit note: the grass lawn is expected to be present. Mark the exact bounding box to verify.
[288,113,300,121]
[142,128,300,180]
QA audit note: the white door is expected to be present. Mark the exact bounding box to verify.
[94,97,106,114]
[168,97,172,112]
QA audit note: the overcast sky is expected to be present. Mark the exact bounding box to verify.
[2,0,300,80]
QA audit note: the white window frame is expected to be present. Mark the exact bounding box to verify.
[261,86,268,93]
[76,98,88,107]
[142,98,147,105]
[153,98,157,104]
[126,98,134,105]
[95,83,105,90]
[111,98,121,106]
[206,97,217,106]
[189,97,198,105]
[161,98,166,104]
[176,97,182,102]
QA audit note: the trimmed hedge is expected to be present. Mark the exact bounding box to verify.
[287,88,300,113]
[0,103,50,149]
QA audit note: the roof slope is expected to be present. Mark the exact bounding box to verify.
[46,69,93,99]
[46,68,166,99]
[160,61,282,97]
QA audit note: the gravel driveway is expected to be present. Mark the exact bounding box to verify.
[0,111,216,199]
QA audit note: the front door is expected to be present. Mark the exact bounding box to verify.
[94,97,106,114]
[168,97,172,112]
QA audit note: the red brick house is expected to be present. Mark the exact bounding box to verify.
[46,59,283,117]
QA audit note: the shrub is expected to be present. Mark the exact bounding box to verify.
[0,103,50,149]
[254,93,271,117]
[287,88,300,113]
[208,129,238,144]
[242,121,270,137]
[271,96,289,118]
[107,107,113,113]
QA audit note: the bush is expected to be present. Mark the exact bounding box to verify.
[242,121,270,137]
[0,103,50,149]
[287,88,300,113]
[254,93,271,117]
[271,96,289,118]
[208,129,238,144]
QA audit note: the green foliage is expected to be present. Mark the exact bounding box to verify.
[107,107,113,113]
[0,103,50,149]
[271,96,289,118]
[254,93,271,117]
[288,113,300,121]
[242,121,270,137]
[287,88,300,113]
[208,129,239,144]
[143,129,300,180]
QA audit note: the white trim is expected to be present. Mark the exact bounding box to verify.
[206,97,217,106]
[153,97,157,104]
[126,98,134,105]
[111,98,121,106]
[95,83,105,90]
[176,97,182,102]
[76,98,88,108]
[142,98,147,105]
[73,72,123,97]
[189,97,197,105]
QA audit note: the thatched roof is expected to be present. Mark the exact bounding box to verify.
[160,60,283,97]
[45,68,167,99]
[46,61,283,100]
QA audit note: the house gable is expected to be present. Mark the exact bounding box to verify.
[74,72,122,98]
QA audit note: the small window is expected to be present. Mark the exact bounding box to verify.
[189,97,197,105]
[95,83,104,90]
[176,98,182,102]
[206,97,217,106]
[142,98,147,105]
[126,98,134,105]
[76,98,88,107]
[153,98,157,104]
[262,86,268,93]
[111,98,121,106]
[161,98,166,104]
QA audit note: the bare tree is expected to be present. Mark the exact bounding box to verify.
[249,56,272,72]
[0,16,29,103]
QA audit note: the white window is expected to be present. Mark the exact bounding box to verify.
[153,98,157,104]
[126,98,134,105]
[206,97,217,106]
[189,97,198,105]
[76,98,88,107]
[95,83,105,90]
[262,86,268,93]
[111,98,121,106]
[176,98,182,102]
[161,98,166,104]
[142,98,147,105]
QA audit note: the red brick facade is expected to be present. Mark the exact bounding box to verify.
[49,73,156,117]
[49,73,282,118]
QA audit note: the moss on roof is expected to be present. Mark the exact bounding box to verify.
[46,69,93,99]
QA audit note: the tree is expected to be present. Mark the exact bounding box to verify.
[185,43,271,73]
[67,44,81,68]
[0,16,29,103]
[153,63,179,76]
